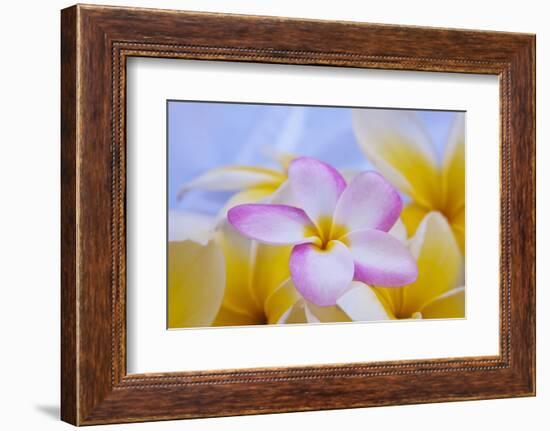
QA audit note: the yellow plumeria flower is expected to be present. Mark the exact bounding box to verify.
[170,143,463,326]
[213,221,352,325]
[177,150,295,207]
[171,152,364,327]
[336,212,465,320]
[212,220,294,325]
[352,110,465,253]
[167,211,226,328]
[167,210,346,327]
[168,209,463,325]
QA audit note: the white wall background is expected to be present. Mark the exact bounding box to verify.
[0,0,546,429]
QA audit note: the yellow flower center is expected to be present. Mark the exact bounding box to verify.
[304,215,349,250]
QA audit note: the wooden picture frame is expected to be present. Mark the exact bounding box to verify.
[61,4,535,425]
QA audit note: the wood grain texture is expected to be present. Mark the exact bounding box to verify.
[60,5,78,425]
[60,4,536,425]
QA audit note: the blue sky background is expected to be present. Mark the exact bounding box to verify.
[168,101,458,215]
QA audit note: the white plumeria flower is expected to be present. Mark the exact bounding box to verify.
[227,157,418,307]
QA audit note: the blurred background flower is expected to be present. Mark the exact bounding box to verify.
[337,212,464,320]
[169,102,457,216]
[352,109,465,253]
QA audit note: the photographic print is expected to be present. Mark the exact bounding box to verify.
[60,7,535,423]
[168,102,465,329]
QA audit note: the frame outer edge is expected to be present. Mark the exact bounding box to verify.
[61,5,79,426]
[520,34,536,395]
[60,4,536,424]
[500,35,536,396]
[531,34,537,396]
[527,35,536,395]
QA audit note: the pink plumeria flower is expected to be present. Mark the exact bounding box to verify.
[227,157,418,306]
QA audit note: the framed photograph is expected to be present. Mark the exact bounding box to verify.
[61,4,535,425]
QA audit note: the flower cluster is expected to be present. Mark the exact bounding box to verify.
[228,157,418,306]
[168,110,465,327]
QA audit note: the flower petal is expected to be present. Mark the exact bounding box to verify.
[419,286,465,319]
[278,301,308,324]
[288,157,346,230]
[267,180,299,206]
[401,202,429,238]
[167,239,226,328]
[450,208,465,254]
[290,240,354,306]
[352,109,442,208]
[304,302,352,323]
[178,165,284,198]
[261,147,297,170]
[443,113,466,217]
[400,212,463,316]
[213,305,264,327]
[337,282,394,321]
[389,218,408,242]
[217,179,297,224]
[342,229,418,287]
[252,242,293,308]
[264,278,302,324]
[216,186,277,223]
[214,222,263,319]
[168,210,216,245]
[215,221,296,325]
[227,204,318,245]
[332,171,403,234]
[339,168,362,184]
